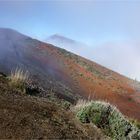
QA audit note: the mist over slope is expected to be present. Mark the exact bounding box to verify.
[47,35,140,80]
[0,28,79,102]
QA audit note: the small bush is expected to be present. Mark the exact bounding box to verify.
[9,68,29,91]
[76,100,140,139]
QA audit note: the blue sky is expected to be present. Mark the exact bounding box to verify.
[0,0,140,46]
[1,0,140,79]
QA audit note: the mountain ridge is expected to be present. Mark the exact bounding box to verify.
[47,34,77,44]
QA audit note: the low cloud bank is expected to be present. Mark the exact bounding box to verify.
[92,42,140,80]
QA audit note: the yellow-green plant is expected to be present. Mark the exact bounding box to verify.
[9,68,29,91]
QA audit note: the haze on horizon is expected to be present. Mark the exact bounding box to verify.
[0,0,140,80]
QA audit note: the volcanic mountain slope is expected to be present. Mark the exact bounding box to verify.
[0,28,140,121]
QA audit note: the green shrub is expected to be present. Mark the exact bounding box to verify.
[129,118,140,129]
[76,101,140,140]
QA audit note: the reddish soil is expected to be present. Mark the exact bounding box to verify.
[32,43,140,121]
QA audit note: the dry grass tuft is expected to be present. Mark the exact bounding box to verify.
[71,99,92,112]
[9,68,29,91]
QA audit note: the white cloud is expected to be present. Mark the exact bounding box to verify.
[92,42,140,80]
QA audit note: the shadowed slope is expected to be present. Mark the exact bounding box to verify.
[0,74,110,139]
